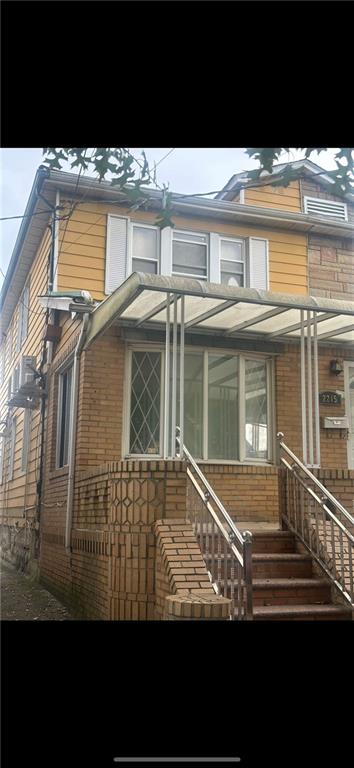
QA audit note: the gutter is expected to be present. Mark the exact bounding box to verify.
[65,311,90,554]
[44,170,354,237]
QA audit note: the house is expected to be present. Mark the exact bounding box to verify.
[1,157,354,620]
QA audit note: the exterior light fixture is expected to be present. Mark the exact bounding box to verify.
[330,359,343,376]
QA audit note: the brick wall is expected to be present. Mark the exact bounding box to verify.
[154,519,231,620]
[276,344,354,469]
[40,460,189,619]
[201,465,279,522]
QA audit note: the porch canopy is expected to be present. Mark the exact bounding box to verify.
[83,273,354,466]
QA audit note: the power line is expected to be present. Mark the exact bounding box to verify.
[153,148,176,169]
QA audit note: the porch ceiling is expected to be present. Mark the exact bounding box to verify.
[83,272,354,350]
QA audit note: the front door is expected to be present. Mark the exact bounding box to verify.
[344,362,354,469]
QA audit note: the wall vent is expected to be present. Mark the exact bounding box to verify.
[304,196,348,222]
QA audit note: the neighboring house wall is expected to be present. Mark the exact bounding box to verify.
[309,234,354,301]
[57,198,309,297]
[0,227,51,568]
[243,180,301,213]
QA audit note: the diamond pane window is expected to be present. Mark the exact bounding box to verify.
[130,351,161,454]
[245,359,268,459]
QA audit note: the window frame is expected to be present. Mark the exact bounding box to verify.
[56,360,74,469]
[219,236,246,287]
[21,409,31,474]
[172,229,209,280]
[17,280,30,352]
[129,221,160,276]
[8,415,16,481]
[124,343,275,463]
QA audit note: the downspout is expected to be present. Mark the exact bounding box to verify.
[65,312,90,553]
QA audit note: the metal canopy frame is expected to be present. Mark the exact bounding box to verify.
[82,273,354,467]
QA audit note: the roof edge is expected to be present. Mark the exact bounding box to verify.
[0,165,49,310]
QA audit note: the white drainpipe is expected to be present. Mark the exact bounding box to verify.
[65,312,90,553]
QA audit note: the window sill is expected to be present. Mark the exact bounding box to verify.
[49,466,69,480]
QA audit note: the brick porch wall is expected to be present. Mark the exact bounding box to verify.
[40,460,189,620]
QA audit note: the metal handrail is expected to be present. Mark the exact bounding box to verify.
[176,427,253,620]
[277,432,354,607]
[277,432,354,528]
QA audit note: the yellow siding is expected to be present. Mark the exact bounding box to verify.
[58,198,308,298]
[0,228,51,518]
[243,180,301,213]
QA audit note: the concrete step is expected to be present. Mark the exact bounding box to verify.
[252,553,313,579]
[252,603,352,621]
[199,530,295,554]
[245,578,331,606]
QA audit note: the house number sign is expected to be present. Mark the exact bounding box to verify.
[319,391,342,405]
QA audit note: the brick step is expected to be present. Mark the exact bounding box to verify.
[252,553,313,579]
[198,530,295,554]
[252,604,352,621]
[222,578,332,606]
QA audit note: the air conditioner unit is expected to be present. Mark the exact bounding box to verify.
[19,355,37,389]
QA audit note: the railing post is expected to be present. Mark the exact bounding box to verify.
[276,431,284,466]
[243,530,253,620]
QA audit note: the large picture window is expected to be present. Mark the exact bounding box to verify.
[56,364,73,467]
[127,347,273,462]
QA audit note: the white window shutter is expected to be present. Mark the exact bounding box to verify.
[105,215,128,294]
[160,227,172,276]
[248,238,268,290]
[209,233,220,283]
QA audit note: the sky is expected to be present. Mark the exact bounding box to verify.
[0,147,339,289]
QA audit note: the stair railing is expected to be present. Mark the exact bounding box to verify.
[176,427,253,620]
[277,432,354,608]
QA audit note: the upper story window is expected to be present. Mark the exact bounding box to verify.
[17,280,30,351]
[220,238,245,287]
[304,196,348,222]
[105,215,269,294]
[132,224,159,274]
[172,231,208,279]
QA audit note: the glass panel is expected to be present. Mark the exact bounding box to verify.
[132,258,157,274]
[130,352,161,454]
[221,270,244,287]
[208,355,239,460]
[245,360,268,459]
[173,232,207,244]
[171,353,204,457]
[221,240,243,262]
[59,366,73,467]
[173,241,207,274]
[132,226,157,261]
